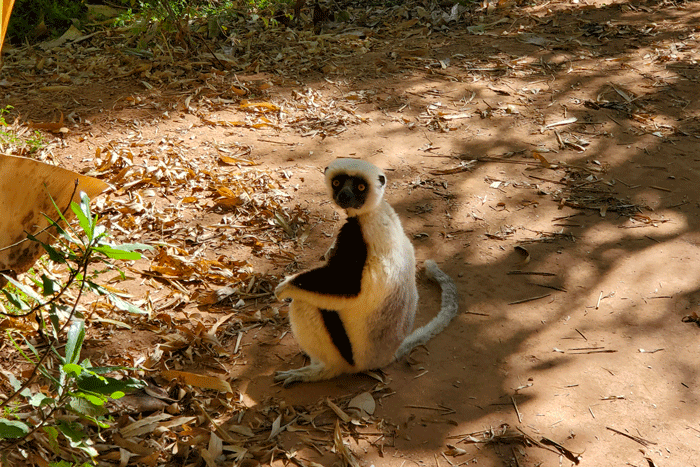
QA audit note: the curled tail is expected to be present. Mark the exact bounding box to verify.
[395,260,460,361]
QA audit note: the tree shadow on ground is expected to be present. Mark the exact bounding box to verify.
[2,0,699,464]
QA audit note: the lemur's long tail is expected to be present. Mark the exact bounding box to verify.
[395,260,460,360]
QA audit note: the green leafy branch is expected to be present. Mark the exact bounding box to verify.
[0,192,150,460]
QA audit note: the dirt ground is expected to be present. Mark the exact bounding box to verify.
[2,0,700,465]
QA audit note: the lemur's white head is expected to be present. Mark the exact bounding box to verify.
[324,158,387,217]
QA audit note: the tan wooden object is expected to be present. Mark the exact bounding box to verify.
[0,155,109,287]
[1,0,15,53]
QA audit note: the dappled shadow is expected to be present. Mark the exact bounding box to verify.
[2,0,700,464]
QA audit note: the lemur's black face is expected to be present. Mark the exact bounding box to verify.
[330,174,370,210]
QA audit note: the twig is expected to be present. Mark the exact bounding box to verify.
[258,138,297,146]
[511,396,522,423]
[405,405,453,413]
[595,291,603,309]
[606,426,657,447]
[529,282,567,292]
[464,310,490,316]
[528,174,567,185]
[508,293,551,305]
[508,271,556,276]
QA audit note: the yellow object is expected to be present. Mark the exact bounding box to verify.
[0,155,109,287]
[0,0,15,53]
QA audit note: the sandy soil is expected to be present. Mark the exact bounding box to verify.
[2,0,700,465]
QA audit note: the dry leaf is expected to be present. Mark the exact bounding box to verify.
[545,117,578,129]
[326,398,351,423]
[160,370,233,393]
[239,101,280,112]
[120,413,173,438]
[514,246,530,265]
[28,112,66,133]
[445,444,467,456]
[347,392,375,416]
[268,414,283,439]
[333,420,360,467]
[531,151,550,168]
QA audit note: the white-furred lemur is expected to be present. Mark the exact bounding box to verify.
[275,158,459,386]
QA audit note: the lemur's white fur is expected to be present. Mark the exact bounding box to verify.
[275,158,459,385]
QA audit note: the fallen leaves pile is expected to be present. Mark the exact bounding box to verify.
[1,0,698,464]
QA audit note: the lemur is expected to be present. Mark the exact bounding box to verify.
[275,158,459,386]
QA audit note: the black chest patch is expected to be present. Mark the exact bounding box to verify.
[320,308,354,366]
[291,217,367,296]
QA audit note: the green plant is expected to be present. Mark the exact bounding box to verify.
[26,130,47,154]
[0,106,47,156]
[0,105,12,126]
[7,0,88,43]
[0,193,150,461]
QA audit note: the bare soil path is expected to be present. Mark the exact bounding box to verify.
[2,0,699,465]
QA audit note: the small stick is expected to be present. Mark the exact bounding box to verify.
[575,328,588,341]
[531,283,567,292]
[508,271,556,276]
[405,405,453,412]
[608,115,622,126]
[552,213,583,221]
[649,185,671,192]
[465,311,491,316]
[511,447,522,467]
[441,452,456,467]
[511,396,522,423]
[508,293,551,305]
[595,291,603,309]
[589,406,595,419]
[606,427,657,447]
[258,138,297,146]
[234,331,243,354]
[528,174,568,185]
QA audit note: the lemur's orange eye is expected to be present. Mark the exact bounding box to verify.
[332,179,340,187]
[357,184,366,191]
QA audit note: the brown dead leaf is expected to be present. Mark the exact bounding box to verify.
[239,101,280,112]
[514,246,530,265]
[28,112,66,133]
[327,398,351,423]
[445,444,468,456]
[347,392,375,417]
[333,420,360,467]
[682,312,700,327]
[120,413,173,438]
[531,151,550,168]
[161,369,233,393]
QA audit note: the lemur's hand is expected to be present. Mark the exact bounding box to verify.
[274,276,295,301]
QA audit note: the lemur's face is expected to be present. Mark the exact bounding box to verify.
[324,159,387,216]
[329,173,370,210]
